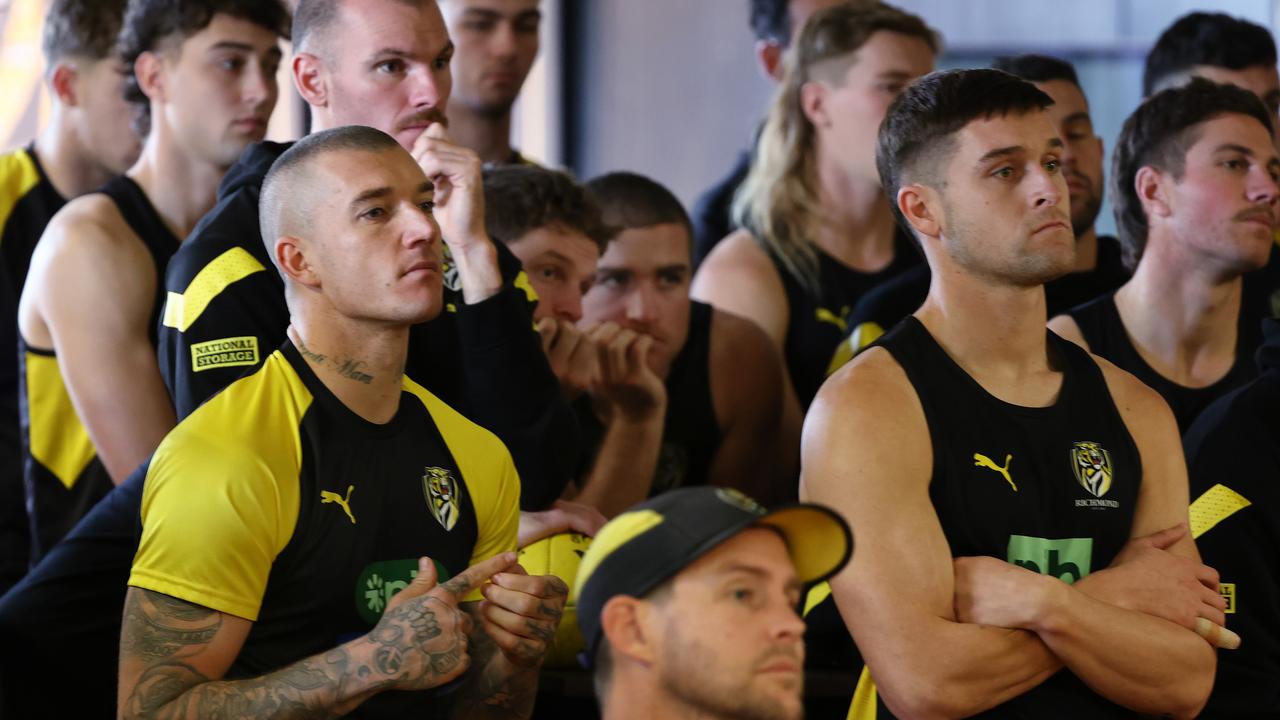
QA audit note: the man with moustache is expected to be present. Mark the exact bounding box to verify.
[158,0,577,506]
[831,54,1128,368]
[1051,79,1280,433]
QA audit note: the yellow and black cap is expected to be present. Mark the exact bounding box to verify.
[574,486,853,667]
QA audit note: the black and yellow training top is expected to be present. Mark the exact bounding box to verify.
[129,340,520,718]
[19,175,178,564]
[0,145,65,589]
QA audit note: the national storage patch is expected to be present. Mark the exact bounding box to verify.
[191,336,259,372]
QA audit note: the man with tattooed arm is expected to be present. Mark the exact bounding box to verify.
[117,126,567,719]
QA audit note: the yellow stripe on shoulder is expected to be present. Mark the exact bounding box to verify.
[0,149,42,239]
[1190,483,1251,539]
[162,247,266,331]
[25,349,96,488]
[401,376,513,483]
[848,666,878,720]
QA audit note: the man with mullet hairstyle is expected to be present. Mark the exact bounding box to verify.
[805,69,1225,719]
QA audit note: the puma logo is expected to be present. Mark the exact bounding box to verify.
[321,485,357,525]
[973,453,1017,492]
[814,307,849,333]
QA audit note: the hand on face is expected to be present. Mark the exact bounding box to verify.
[582,321,667,423]
[411,124,489,252]
[369,552,518,691]
[478,563,571,668]
[536,316,601,401]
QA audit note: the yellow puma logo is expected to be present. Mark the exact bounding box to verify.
[320,485,357,525]
[973,453,1017,492]
[814,307,850,333]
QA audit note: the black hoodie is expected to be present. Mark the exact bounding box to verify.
[158,141,579,507]
[1183,318,1280,717]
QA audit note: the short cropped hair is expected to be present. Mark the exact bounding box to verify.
[876,69,1054,237]
[1144,12,1278,96]
[482,165,618,254]
[585,172,693,246]
[42,0,128,67]
[259,126,402,257]
[118,0,290,134]
[1111,78,1274,269]
[293,0,429,55]
[993,54,1080,90]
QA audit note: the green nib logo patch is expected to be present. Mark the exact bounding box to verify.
[1007,535,1093,584]
[355,558,450,625]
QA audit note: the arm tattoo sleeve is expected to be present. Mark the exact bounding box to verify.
[448,614,540,720]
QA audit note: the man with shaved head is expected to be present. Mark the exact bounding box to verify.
[117,125,564,719]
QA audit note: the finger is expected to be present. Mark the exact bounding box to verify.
[481,599,557,641]
[481,582,544,617]
[391,557,441,606]
[536,316,559,352]
[436,552,519,601]
[1195,617,1241,650]
[1195,563,1221,592]
[479,613,547,665]
[608,329,637,379]
[424,122,450,143]
[629,334,654,372]
[1142,524,1188,550]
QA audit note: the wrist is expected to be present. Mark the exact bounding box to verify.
[447,238,502,303]
[1025,573,1071,636]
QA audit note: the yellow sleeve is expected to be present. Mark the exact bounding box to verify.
[405,379,520,597]
[128,428,300,621]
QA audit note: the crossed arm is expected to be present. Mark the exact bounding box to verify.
[800,349,1217,719]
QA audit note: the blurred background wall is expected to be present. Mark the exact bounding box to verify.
[2,0,1276,237]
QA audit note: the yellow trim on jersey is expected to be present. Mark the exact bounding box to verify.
[161,247,266,331]
[515,270,538,304]
[1189,484,1251,539]
[130,351,309,621]
[848,666,878,720]
[24,349,96,489]
[402,376,520,601]
[827,322,885,377]
[0,149,40,241]
[803,580,832,616]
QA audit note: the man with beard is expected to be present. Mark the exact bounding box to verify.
[830,54,1128,368]
[577,486,852,720]
[1051,79,1279,433]
[440,0,542,165]
[806,69,1225,719]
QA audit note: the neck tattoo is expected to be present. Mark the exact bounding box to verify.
[296,338,375,385]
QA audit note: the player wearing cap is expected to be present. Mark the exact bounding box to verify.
[575,485,852,720]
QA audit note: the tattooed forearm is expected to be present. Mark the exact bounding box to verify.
[450,619,539,720]
[120,585,479,719]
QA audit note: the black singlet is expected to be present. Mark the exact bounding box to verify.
[18,175,178,563]
[1067,292,1259,435]
[861,317,1143,718]
[771,229,919,410]
[575,301,722,494]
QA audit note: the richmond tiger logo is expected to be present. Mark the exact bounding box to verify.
[1071,441,1113,499]
[423,466,461,531]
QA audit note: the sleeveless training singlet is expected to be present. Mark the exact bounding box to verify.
[860,317,1143,719]
[19,175,178,562]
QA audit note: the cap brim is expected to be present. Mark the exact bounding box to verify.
[758,504,853,585]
